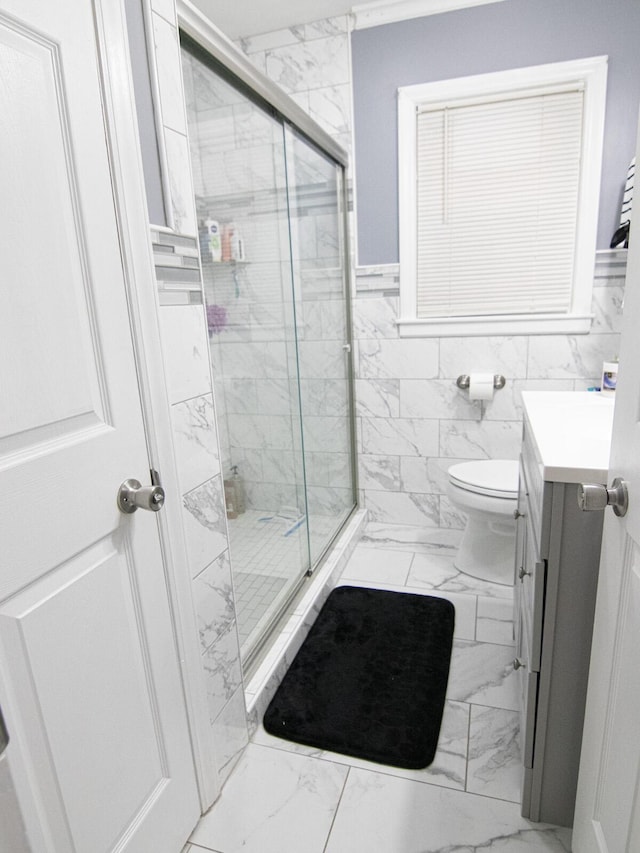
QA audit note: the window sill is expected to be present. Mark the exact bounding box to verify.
[396,313,594,338]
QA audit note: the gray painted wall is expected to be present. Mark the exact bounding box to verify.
[352,0,640,265]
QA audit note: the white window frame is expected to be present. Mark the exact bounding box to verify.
[397,56,608,337]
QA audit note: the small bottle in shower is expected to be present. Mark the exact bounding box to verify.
[230,465,245,514]
[205,218,222,262]
[224,478,238,519]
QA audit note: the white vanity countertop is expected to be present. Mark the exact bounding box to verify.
[521,391,615,484]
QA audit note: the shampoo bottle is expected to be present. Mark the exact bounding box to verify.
[230,465,245,514]
[231,228,245,261]
[221,223,232,262]
[205,218,222,262]
[223,479,237,519]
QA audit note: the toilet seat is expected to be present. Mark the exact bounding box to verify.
[448,460,519,499]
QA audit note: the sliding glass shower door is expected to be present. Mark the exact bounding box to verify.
[284,128,356,565]
[181,38,356,666]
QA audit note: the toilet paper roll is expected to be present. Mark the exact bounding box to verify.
[468,373,495,401]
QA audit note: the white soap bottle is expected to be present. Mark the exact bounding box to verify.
[205,218,222,262]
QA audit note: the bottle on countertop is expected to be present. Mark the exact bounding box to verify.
[601,359,618,394]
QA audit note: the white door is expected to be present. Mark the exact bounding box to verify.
[572,125,640,848]
[0,1,199,851]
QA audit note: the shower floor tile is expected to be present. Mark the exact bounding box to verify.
[227,510,337,656]
[234,572,288,647]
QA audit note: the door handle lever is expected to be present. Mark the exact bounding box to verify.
[577,477,628,517]
[117,479,165,514]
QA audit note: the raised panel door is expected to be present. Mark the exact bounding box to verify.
[0,2,199,850]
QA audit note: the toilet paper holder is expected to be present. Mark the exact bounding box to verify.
[456,374,506,391]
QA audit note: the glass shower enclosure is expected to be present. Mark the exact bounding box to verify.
[181,37,357,667]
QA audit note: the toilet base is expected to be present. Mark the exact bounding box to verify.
[454,515,516,585]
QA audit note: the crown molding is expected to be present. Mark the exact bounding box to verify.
[353,0,508,30]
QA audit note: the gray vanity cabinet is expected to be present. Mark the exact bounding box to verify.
[515,420,605,827]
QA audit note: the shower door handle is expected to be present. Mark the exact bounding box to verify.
[342,343,351,353]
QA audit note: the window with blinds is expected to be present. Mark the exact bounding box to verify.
[397,58,608,337]
[416,89,583,318]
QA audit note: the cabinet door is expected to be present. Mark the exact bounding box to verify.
[515,457,527,584]
[515,463,540,774]
[521,513,546,673]
[516,461,545,673]
[516,588,539,771]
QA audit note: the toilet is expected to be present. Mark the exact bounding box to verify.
[446,460,519,585]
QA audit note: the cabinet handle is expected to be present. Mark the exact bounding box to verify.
[513,508,525,519]
[518,566,531,581]
[513,658,525,670]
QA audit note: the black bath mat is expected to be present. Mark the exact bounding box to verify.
[263,586,455,769]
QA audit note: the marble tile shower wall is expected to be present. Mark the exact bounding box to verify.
[237,16,354,157]
[242,14,626,527]
[184,39,353,519]
[147,0,248,787]
[237,16,356,520]
[182,49,306,514]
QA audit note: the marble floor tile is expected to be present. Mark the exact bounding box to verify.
[324,769,572,853]
[476,595,516,644]
[406,585,477,641]
[408,551,515,599]
[339,543,414,585]
[188,519,573,853]
[189,743,348,853]
[252,698,469,791]
[359,522,462,554]
[466,705,521,802]
[447,640,519,711]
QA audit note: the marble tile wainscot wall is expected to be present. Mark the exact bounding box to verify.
[352,252,625,527]
[159,300,249,785]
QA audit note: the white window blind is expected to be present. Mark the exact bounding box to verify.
[415,88,584,319]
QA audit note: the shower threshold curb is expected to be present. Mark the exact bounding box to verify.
[244,508,368,734]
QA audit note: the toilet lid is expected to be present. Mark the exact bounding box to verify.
[449,460,519,499]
